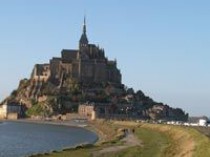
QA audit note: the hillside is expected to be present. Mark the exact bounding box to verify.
[3,75,188,121]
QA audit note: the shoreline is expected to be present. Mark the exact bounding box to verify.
[27,119,126,157]
[2,119,127,157]
[10,118,101,140]
[7,118,88,127]
[5,118,109,144]
[2,118,100,157]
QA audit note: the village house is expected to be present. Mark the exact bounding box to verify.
[78,103,96,120]
[0,103,23,119]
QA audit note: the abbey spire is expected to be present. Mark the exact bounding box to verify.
[79,16,89,49]
[83,16,87,34]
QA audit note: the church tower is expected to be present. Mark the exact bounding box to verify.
[79,16,89,49]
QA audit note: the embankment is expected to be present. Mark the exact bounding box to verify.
[113,121,210,157]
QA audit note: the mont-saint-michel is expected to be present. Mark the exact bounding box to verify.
[1,1,210,156]
[0,17,188,122]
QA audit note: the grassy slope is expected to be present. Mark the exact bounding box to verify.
[189,127,210,157]
[140,124,194,157]
[32,121,210,157]
[137,123,210,157]
[103,127,170,157]
[35,148,92,157]
[98,121,210,157]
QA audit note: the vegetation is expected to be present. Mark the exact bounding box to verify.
[30,148,92,157]
[189,127,210,157]
[26,102,52,117]
[30,120,210,157]
[102,127,170,157]
[135,123,210,157]
[4,72,189,121]
[42,82,59,96]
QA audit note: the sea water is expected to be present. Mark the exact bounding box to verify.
[0,121,97,157]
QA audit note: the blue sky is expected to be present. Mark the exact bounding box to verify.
[0,0,209,116]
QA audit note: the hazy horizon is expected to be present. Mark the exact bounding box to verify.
[0,0,210,116]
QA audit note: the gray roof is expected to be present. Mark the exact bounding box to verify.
[61,49,78,62]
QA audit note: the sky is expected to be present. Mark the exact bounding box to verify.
[0,0,209,116]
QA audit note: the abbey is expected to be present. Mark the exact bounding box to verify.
[31,18,122,85]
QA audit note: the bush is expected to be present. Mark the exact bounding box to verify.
[26,103,50,117]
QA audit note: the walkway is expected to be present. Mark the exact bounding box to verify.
[93,129,142,157]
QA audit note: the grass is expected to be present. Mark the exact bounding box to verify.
[103,127,170,157]
[139,123,210,157]
[31,148,92,157]
[188,127,210,157]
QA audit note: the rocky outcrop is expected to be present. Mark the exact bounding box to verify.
[3,78,188,121]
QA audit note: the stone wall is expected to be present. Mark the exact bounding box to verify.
[31,64,50,82]
[7,113,18,120]
[65,113,87,120]
[0,105,7,119]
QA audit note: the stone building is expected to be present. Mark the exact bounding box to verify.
[78,103,96,120]
[0,103,23,119]
[78,102,113,120]
[31,64,50,82]
[31,17,122,86]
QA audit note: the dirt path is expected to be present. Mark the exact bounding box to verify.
[92,129,142,157]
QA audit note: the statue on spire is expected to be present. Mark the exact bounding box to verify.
[83,16,86,34]
[79,16,88,49]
